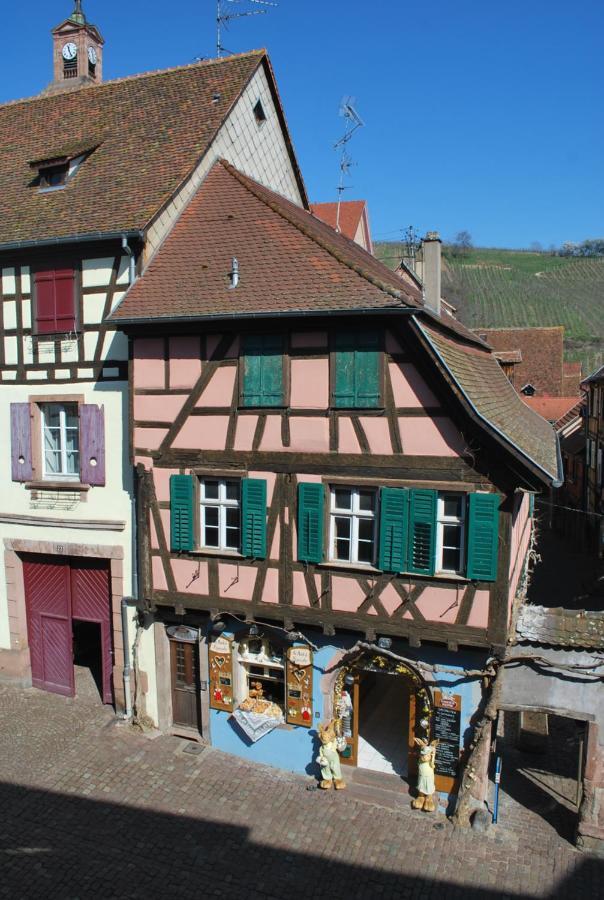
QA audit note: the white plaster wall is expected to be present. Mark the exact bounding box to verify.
[145,65,304,261]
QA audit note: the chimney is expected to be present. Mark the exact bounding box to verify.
[422,231,441,316]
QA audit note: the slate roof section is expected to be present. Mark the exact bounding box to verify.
[0,51,305,246]
[515,605,604,650]
[415,321,561,484]
[111,159,425,321]
[476,327,565,396]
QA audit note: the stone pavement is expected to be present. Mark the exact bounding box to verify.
[0,672,602,900]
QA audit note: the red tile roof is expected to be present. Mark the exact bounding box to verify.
[475,327,565,396]
[0,51,306,246]
[310,201,367,243]
[522,396,582,425]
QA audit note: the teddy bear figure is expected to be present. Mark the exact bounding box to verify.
[316,720,346,790]
[412,738,439,812]
[247,681,264,700]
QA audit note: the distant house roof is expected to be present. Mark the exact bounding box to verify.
[581,364,604,387]
[310,200,372,252]
[515,605,604,650]
[522,396,582,425]
[0,51,306,248]
[493,349,522,364]
[475,327,567,397]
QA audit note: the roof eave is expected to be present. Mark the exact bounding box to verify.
[111,305,417,328]
[0,229,144,254]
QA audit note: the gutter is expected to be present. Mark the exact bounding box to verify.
[111,305,416,328]
[414,317,564,488]
[0,230,144,253]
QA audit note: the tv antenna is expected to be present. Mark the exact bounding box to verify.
[333,97,364,234]
[216,0,278,57]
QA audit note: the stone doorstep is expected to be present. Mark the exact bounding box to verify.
[351,766,410,795]
[342,767,417,813]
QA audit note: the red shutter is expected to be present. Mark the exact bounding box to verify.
[34,267,76,334]
[80,404,105,486]
[10,402,33,481]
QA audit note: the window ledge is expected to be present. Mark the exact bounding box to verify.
[189,548,243,560]
[317,561,382,576]
[316,560,470,584]
[25,481,89,492]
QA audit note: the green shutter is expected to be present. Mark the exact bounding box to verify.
[242,334,283,407]
[333,331,380,408]
[170,475,194,552]
[407,488,437,575]
[298,482,324,564]
[378,487,408,572]
[466,492,500,582]
[241,478,267,558]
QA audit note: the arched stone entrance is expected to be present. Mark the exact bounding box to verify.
[332,651,434,779]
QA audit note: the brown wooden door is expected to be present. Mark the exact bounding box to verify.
[340,673,360,767]
[170,639,201,730]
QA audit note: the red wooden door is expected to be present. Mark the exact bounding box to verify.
[23,556,74,697]
[70,559,113,704]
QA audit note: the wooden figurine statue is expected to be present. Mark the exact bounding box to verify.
[317,720,346,790]
[412,738,439,811]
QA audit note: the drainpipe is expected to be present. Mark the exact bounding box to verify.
[121,234,136,284]
[121,598,133,719]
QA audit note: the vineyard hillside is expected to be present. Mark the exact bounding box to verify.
[374,244,604,376]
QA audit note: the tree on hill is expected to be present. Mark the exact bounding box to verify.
[451,230,473,258]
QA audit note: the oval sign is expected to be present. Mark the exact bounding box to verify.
[167,625,199,643]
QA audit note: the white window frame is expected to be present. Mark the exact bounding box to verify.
[435,492,466,575]
[41,402,79,480]
[236,638,286,710]
[199,478,241,552]
[329,486,377,566]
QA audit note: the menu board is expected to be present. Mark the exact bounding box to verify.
[433,692,461,792]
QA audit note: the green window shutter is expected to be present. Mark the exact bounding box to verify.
[407,488,437,575]
[466,492,500,582]
[241,478,267,558]
[378,487,408,572]
[297,482,324,564]
[242,334,283,407]
[333,331,380,408]
[170,475,194,552]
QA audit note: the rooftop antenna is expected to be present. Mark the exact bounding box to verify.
[403,225,420,270]
[333,97,364,234]
[216,0,278,57]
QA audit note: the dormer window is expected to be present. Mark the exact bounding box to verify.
[39,162,69,189]
[253,99,267,126]
[29,147,95,192]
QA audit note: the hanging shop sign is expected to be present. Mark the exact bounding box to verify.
[433,691,462,793]
[166,625,199,643]
[209,635,234,712]
[285,646,313,727]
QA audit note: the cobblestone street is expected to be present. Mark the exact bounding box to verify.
[0,674,601,899]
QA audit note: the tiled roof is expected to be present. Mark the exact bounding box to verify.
[310,201,367,242]
[515,604,604,649]
[582,364,604,386]
[111,159,426,321]
[493,349,522,364]
[554,396,585,432]
[476,327,565,396]
[522,396,582,425]
[0,51,296,246]
[416,322,561,484]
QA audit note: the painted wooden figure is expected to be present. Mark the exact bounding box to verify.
[412,738,439,811]
[317,720,346,790]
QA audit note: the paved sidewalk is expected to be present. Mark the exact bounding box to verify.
[0,674,601,899]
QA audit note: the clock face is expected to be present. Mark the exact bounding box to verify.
[62,42,77,61]
[87,46,97,65]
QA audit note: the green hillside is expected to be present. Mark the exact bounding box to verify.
[374,244,604,376]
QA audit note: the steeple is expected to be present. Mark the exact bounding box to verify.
[44,2,105,94]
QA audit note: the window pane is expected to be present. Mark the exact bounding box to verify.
[44,450,61,474]
[226,507,240,529]
[65,406,79,429]
[225,505,240,550]
[204,526,219,547]
[358,490,375,512]
[358,518,374,542]
[65,429,79,454]
[204,481,219,500]
[205,507,219,527]
[357,539,374,564]
[334,516,351,560]
[442,547,461,571]
[443,524,462,549]
[225,480,240,501]
[44,405,61,428]
[443,495,463,518]
[65,452,79,475]
[334,488,352,510]
[44,427,60,453]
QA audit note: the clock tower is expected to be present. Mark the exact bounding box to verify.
[46,1,105,94]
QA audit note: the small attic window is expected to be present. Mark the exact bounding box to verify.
[521,383,536,396]
[39,162,70,189]
[30,149,94,192]
[253,99,267,125]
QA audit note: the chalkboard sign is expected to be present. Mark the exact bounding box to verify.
[433,692,461,791]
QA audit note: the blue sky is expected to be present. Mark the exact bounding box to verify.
[4,1,602,248]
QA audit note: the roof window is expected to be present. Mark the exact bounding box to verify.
[253,99,267,126]
[29,147,95,193]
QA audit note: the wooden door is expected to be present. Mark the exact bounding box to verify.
[70,559,113,704]
[170,639,201,730]
[23,556,74,697]
[340,673,360,767]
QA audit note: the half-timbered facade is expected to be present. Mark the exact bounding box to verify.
[112,160,561,805]
[0,4,306,720]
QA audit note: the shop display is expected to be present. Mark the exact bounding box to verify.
[316,720,346,790]
[209,635,234,712]
[285,646,313,727]
[412,738,439,811]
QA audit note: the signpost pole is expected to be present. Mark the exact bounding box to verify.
[493,755,502,824]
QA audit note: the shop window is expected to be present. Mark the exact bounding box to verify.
[237,638,285,712]
[329,486,377,565]
[199,478,241,551]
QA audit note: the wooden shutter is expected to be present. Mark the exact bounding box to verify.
[285,645,313,727]
[333,333,356,407]
[297,482,324,564]
[34,268,76,334]
[241,478,267,558]
[242,334,283,406]
[407,488,437,575]
[170,475,194,552]
[466,492,500,582]
[10,402,33,482]
[79,404,105,486]
[209,635,234,712]
[378,486,408,572]
[333,331,380,408]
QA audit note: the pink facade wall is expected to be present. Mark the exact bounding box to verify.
[169,337,201,388]
[508,492,532,619]
[290,359,329,408]
[134,394,187,423]
[399,417,466,457]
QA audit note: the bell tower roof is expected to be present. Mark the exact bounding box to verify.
[67,2,86,26]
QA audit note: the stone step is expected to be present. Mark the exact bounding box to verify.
[351,766,410,795]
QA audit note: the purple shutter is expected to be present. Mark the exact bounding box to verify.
[80,404,105,486]
[10,403,33,482]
